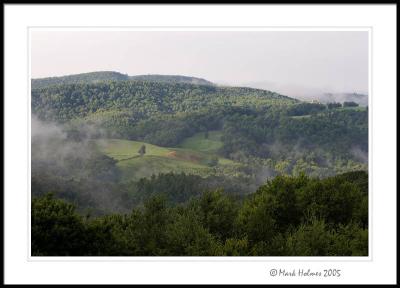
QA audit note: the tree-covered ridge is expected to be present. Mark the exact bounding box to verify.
[31,71,216,90]
[31,71,130,89]
[31,80,297,123]
[31,171,368,256]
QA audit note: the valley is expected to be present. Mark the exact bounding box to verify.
[30,71,369,256]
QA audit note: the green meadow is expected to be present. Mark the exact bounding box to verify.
[95,137,237,181]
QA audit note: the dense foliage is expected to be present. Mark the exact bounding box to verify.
[32,171,368,256]
[32,169,253,216]
[220,107,368,157]
[32,80,293,124]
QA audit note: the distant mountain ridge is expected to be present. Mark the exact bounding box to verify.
[31,71,215,89]
[320,92,368,106]
[31,71,129,89]
[240,81,368,106]
[129,74,214,86]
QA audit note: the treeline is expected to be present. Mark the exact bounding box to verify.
[31,71,130,90]
[31,72,215,90]
[129,74,214,86]
[32,171,368,256]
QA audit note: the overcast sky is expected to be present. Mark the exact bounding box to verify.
[31,31,368,95]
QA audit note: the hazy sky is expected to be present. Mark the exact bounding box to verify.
[31,31,368,94]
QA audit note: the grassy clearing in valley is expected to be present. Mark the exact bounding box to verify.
[178,131,224,154]
[95,138,238,181]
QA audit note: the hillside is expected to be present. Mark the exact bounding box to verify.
[31,78,296,124]
[178,131,224,154]
[31,72,367,182]
[95,138,239,182]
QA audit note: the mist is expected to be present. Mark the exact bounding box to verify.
[31,115,128,214]
[351,146,369,164]
[239,80,368,105]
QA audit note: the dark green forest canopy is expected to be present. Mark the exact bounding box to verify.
[31,79,295,123]
[31,171,368,256]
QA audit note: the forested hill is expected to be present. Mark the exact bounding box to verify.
[31,71,130,89]
[31,71,215,89]
[31,79,297,123]
[31,72,367,179]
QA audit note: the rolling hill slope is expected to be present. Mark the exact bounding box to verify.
[31,71,367,180]
[31,71,130,89]
[95,138,239,181]
[178,131,224,154]
[31,74,297,127]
